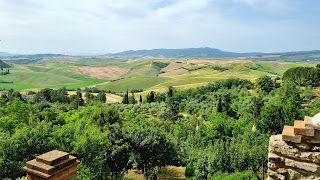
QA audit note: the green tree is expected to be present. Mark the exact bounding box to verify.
[216,97,222,113]
[259,100,283,134]
[85,92,95,103]
[146,91,156,103]
[76,91,85,106]
[0,121,53,179]
[106,125,132,179]
[97,91,107,103]
[92,106,121,127]
[255,76,274,93]
[122,90,129,104]
[127,127,178,180]
[130,92,137,104]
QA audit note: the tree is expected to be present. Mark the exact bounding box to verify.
[216,97,222,113]
[130,92,137,104]
[85,92,95,103]
[259,100,283,134]
[301,87,314,102]
[96,91,107,103]
[250,96,264,117]
[127,127,178,180]
[106,126,132,179]
[0,121,53,179]
[146,91,155,103]
[76,91,85,106]
[93,106,121,127]
[50,88,69,103]
[255,76,274,93]
[122,90,129,104]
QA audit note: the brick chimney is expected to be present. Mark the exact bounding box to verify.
[23,150,80,180]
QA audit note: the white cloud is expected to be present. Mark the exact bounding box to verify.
[0,0,319,54]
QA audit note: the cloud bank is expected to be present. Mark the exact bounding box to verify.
[0,0,319,55]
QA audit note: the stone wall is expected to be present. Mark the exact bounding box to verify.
[23,150,80,180]
[268,116,320,180]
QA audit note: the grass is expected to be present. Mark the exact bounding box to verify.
[122,60,160,78]
[1,59,313,93]
[0,63,107,91]
[97,77,168,92]
[52,78,107,90]
[0,83,37,90]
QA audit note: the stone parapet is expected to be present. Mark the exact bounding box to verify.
[268,115,320,180]
[23,150,80,180]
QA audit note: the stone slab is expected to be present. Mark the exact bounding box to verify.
[285,158,320,174]
[26,159,55,175]
[23,166,50,179]
[25,160,80,180]
[26,155,77,175]
[36,150,69,166]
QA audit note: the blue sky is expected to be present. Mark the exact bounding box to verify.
[0,0,319,55]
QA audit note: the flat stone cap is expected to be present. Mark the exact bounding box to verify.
[36,150,69,166]
[24,150,80,179]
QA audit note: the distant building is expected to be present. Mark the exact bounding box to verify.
[267,74,278,78]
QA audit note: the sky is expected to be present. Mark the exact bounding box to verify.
[0,0,319,55]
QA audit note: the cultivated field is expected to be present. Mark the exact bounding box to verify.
[0,57,312,93]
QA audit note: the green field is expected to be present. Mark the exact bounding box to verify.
[97,77,168,92]
[0,63,107,90]
[0,58,312,92]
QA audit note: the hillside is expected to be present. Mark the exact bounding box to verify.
[0,59,312,92]
[0,60,10,68]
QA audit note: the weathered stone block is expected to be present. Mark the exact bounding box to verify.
[285,158,320,174]
[269,135,320,164]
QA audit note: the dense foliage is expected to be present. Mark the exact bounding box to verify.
[152,61,170,69]
[283,66,320,86]
[0,73,316,179]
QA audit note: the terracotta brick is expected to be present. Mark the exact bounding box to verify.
[294,120,314,137]
[282,125,302,143]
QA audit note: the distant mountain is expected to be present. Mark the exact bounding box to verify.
[106,47,264,58]
[0,60,10,68]
[0,52,17,57]
[11,54,67,59]
[0,52,67,58]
